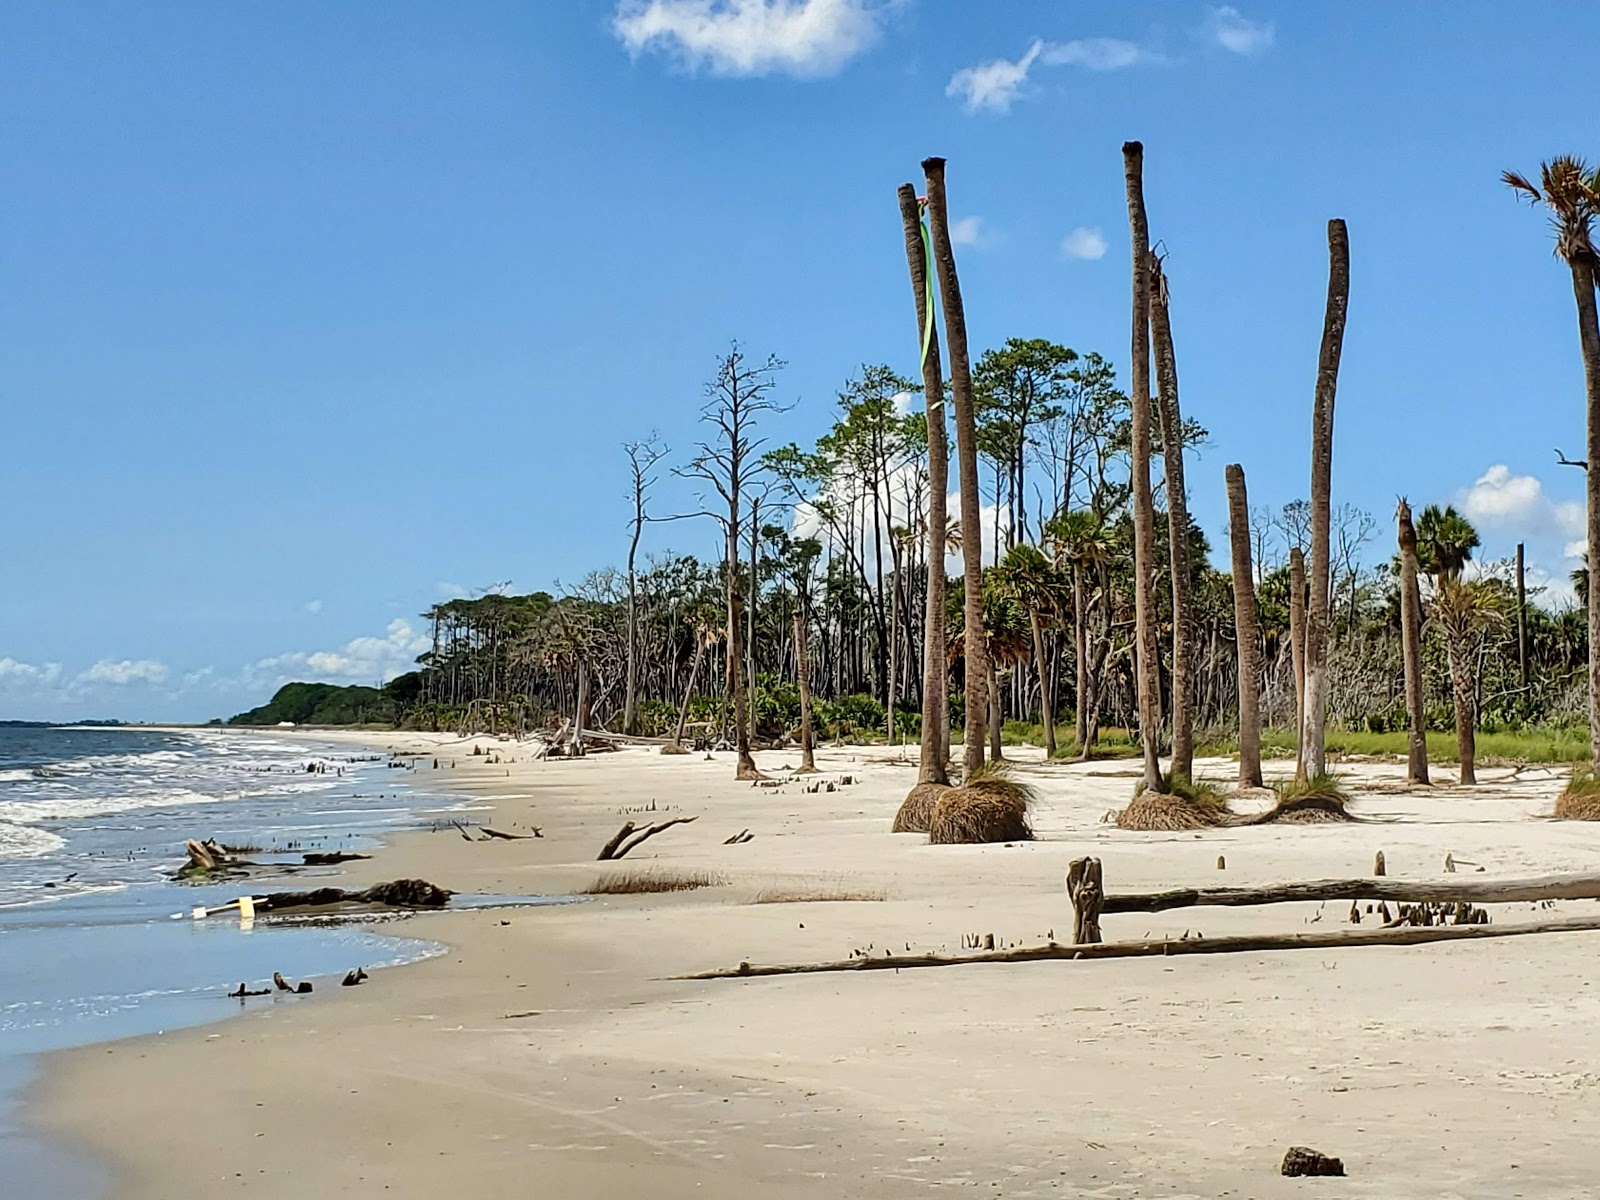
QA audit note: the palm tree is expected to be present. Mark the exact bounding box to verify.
[673,607,724,748]
[1505,158,1600,759]
[1122,140,1165,794]
[1149,250,1196,780]
[1396,499,1430,785]
[1224,465,1263,788]
[1415,503,1480,582]
[1431,578,1507,785]
[994,544,1070,757]
[898,182,951,786]
[1048,509,1113,755]
[1301,218,1351,783]
[922,157,989,775]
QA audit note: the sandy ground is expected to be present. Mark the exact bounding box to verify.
[31,732,1600,1199]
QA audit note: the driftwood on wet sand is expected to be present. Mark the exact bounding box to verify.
[597,816,698,861]
[248,878,453,913]
[676,915,1600,980]
[183,839,371,877]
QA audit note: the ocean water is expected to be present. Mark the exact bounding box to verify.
[0,726,461,1199]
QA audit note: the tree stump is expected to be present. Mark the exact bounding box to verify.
[1217,855,1226,870]
[1281,1146,1344,1177]
[1066,857,1105,944]
[1373,850,1386,876]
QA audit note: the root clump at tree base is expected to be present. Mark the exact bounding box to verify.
[928,768,1035,845]
[1114,776,1229,831]
[893,782,952,833]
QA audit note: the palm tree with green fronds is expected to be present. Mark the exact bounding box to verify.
[1415,504,1480,583]
[1430,578,1508,785]
[1505,157,1600,758]
[994,544,1071,757]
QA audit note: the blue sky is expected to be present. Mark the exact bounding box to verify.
[1,0,1595,721]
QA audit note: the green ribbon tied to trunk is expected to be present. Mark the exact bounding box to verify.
[919,209,938,389]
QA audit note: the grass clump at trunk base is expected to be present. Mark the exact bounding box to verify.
[1249,772,1356,824]
[928,763,1035,845]
[1554,768,1600,820]
[1115,774,1230,831]
[893,782,953,833]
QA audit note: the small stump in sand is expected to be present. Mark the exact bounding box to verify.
[1281,1146,1344,1177]
[893,782,952,833]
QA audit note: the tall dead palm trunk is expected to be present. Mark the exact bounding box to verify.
[1396,499,1430,784]
[793,604,817,773]
[1072,566,1089,747]
[1026,605,1055,757]
[1122,141,1165,794]
[898,183,950,786]
[1504,160,1600,759]
[1289,546,1307,774]
[922,157,988,776]
[1149,250,1194,780]
[1300,218,1350,782]
[1225,464,1263,788]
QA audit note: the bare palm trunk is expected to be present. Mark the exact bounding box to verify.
[1397,499,1430,784]
[988,659,1004,761]
[572,660,590,758]
[793,606,817,773]
[1225,465,1263,788]
[726,523,758,778]
[1573,258,1600,761]
[1289,546,1308,776]
[1301,218,1350,782]
[922,157,988,777]
[1446,634,1477,785]
[1072,566,1089,748]
[1149,251,1194,780]
[1028,607,1056,756]
[1122,141,1165,794]
[674,638,706,746]
[898,184,951,784]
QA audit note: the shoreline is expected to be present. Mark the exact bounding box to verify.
[31,728,1600,1197]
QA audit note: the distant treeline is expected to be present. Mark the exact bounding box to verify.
[227,677,422,727]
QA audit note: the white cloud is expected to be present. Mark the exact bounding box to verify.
[1060,226,1108,260]
[949,215,984,246]
[79,659,170,686]
[249,619,430,690]
[0,658,63,688]
[1458,465,1585,539]
[303,599,323,615]
[1566,539,1587,560]
[1040,37,1145,71]
[612,0,885,78]
[890,390,916,417]
[947,39,1043,113]
[434,581,469,600]
[1205,6,1274,55]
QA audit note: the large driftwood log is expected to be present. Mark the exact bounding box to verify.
[1098,870,1600,914]
[676,915,1600,980]
[255,879,452,912]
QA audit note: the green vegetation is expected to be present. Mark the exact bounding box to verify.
[228,678,419,727]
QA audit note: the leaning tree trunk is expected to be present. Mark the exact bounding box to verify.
[793,606,817,773]
[1150,250,1194,780]
[1028,606,1056,757]
[727,521,759,778]
[1396,499,1430,785]
[1122,141,1165,794]
[922,157,988,777]
[673,639,706,746]
[1225,465,1263,789]
[1572,256,1600,762]
[1301,218,1350,782]
[1289,546,1308,776]
[1446,630,1477,785]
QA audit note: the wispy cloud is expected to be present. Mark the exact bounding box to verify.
[949,215,985,246]
[612,0,887,78]
[303,599,323,615]
[947,34,1151,114]
[1060,226,1108,260]
[0,658,63,688]
[1204,6,1274,55]
[247,619,430,690]
[79,658,170,686]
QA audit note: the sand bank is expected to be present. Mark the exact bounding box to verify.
[33,732,1600,1198]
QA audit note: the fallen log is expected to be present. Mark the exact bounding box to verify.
[480,826,538,840]
[1097,869,1600,915]
[251,879,453,913]
[675,914,1600,980]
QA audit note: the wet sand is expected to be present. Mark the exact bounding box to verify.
[33,733,1600,1198]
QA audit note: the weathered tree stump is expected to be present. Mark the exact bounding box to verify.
[1066,857,1105,944]
[1374,850,1386,876]
[1281,1146,1344,1177]
[1216,855,1226,870]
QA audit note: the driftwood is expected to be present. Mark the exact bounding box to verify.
[254,878,452,912]
[1065,857,1104,944]
[182,839,371,878]
[597,816,698,861]
[302,851,371,865]
[676,915,1600,980]
[1096,869,1600,915]
[480,826,539,840]
[1282,1147,1344,1177]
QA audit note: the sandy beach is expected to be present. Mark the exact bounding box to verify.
[31,733,1600,1198]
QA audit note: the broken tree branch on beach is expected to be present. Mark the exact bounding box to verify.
[597,816,699,861]
[675,915,1600,980]
[1093,869,1600,915]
